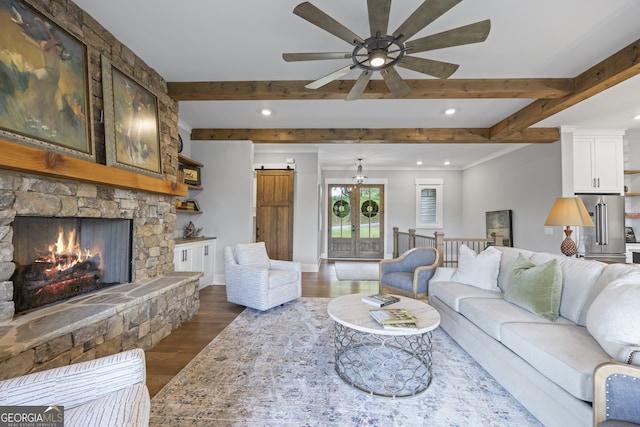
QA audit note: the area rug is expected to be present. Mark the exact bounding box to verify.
[334,261,379,281]
[149,298,541,426]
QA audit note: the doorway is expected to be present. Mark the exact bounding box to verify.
[256,169,294,260]
[328,184,384,259]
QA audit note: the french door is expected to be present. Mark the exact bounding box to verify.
[328,184,384,259]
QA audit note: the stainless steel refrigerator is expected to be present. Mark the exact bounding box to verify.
[576,194,626,263]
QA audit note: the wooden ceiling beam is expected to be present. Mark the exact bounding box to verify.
[168,78,572,101]
[489,37,640,140]
[190,127,560,144]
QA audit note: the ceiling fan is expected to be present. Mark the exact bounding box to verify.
[283,0,491,101]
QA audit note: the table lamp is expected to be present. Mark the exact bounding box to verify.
[544,197,595,256]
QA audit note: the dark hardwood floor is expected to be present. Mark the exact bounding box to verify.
[145,260,379,397]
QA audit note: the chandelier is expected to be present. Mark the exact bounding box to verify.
[352,158,368,184]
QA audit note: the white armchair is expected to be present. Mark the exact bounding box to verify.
[0,348,150,427]
[224,242,301,311]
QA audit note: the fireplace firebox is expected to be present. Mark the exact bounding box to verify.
[11,217,133,313]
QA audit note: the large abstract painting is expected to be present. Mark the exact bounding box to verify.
[486,209,513,247]
[0,0,93,158]
[102,55,162,177]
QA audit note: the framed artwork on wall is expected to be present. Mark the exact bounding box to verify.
[0,0,94,160]
[101,55,162,177]
[486,209,513,247]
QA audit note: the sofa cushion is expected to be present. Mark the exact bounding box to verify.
[586,275,640,366]
[495,246,535,292]
[429,281,503,312]
[451,245,501,292]
[501,322,611,402]
[504,254,563,321]
[235,242,270,268]
[530,252,605,324]
[580,263,640,326]
[268,269,300,290]
[459,297,573,341]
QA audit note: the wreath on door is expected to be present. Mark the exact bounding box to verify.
[332,200,350,218]
[361,200,379,218]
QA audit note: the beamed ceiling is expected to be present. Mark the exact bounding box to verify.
[73,0,640,168]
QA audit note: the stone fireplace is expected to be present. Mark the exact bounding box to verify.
[0,0,199,380]
[12,216,133,313]
[0,169,199,380]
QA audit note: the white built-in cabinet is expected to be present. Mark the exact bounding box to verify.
[174,237,216,288]
[573,135,624,194]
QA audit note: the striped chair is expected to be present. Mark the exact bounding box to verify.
[224,242,301,311]
[0,348,150,427]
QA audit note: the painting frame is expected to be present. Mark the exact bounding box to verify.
[181,165,201,186]
[0,0,95,160]
[486,209,513,247]
[101,55,162,177]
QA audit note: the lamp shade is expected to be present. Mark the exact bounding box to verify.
[544,197,595,227]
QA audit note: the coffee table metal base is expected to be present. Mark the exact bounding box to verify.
[333,322,433,398]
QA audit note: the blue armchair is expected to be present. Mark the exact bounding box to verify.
[593,362,640,426]
[379,247,440,299]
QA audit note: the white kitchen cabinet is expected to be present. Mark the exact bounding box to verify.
[573,136,623,194]
[174,237,216,288]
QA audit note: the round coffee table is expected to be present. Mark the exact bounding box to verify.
[327,293,440,398]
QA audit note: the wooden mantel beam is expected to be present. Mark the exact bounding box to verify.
[490,37,640,140]
[191,127,560,144]
[0,139,188,197]
[168,79,572,101]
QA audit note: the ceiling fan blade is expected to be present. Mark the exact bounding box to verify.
[393,0,462,42]
[346,71,373,101]
[294,2,364,46]
[367,0,391,36]
[406,19,491,54]
[381,67,410,98]
[305,65,353,89]
[283,52,352,62]
[398,55,459,79]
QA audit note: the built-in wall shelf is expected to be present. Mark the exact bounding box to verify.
[626,213,640,218]
[177,154,204,215]
[176,208,202,214]
[625,170,640,175]
[178,154,203,168]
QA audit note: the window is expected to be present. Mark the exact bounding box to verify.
[415,178,443,229]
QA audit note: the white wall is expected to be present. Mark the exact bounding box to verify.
[462,142,563,253]
[190,140,254,284]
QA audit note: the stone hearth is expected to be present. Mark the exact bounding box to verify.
[0,272,200,380]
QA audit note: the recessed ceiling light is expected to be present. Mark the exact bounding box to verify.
[416,161,423,165]
[260,108,273,116]
[634,114,640,120]
[444,161,451,166]
[444,108,457,116]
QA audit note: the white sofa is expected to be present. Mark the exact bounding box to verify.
[0,348,150,427]
[429,246,640,427]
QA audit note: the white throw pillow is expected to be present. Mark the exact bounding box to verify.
[235,242,270,268]
[451,245,502,292]
[586,274,640,366]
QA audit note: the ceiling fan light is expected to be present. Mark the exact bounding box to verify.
[369,52,387,68]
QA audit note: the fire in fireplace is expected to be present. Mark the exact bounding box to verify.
[11,217,133,313]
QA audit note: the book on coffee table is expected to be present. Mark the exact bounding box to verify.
[361,293,400,307]
[381,322,417,331]
[369,308,418,325]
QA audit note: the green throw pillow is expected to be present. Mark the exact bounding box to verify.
[504,254,563,321]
